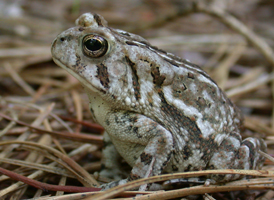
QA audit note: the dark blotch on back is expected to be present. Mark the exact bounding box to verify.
[150,64,166,86]
[125,41,139,46]
[187,72,195,79]
[125,56,141,100]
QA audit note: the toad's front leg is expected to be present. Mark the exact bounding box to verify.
[100,111,174,190]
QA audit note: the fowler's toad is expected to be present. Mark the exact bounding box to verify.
[51,13,266,190]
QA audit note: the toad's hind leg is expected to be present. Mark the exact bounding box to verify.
[208,135,266,182]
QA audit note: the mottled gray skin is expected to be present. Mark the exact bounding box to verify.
[51,13,266,190]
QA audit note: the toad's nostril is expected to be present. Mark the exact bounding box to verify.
[60,37,65,42]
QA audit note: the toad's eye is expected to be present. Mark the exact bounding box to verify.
[82,34,108,58]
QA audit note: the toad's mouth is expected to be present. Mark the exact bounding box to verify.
[52,57,100,93]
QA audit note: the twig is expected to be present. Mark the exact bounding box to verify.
[0,113,103,145]
[0,166,100,193]
[90,169,274,200]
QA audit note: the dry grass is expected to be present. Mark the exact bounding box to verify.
[0,1,274,199]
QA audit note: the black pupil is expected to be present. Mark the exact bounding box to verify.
[84,39,102,51]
